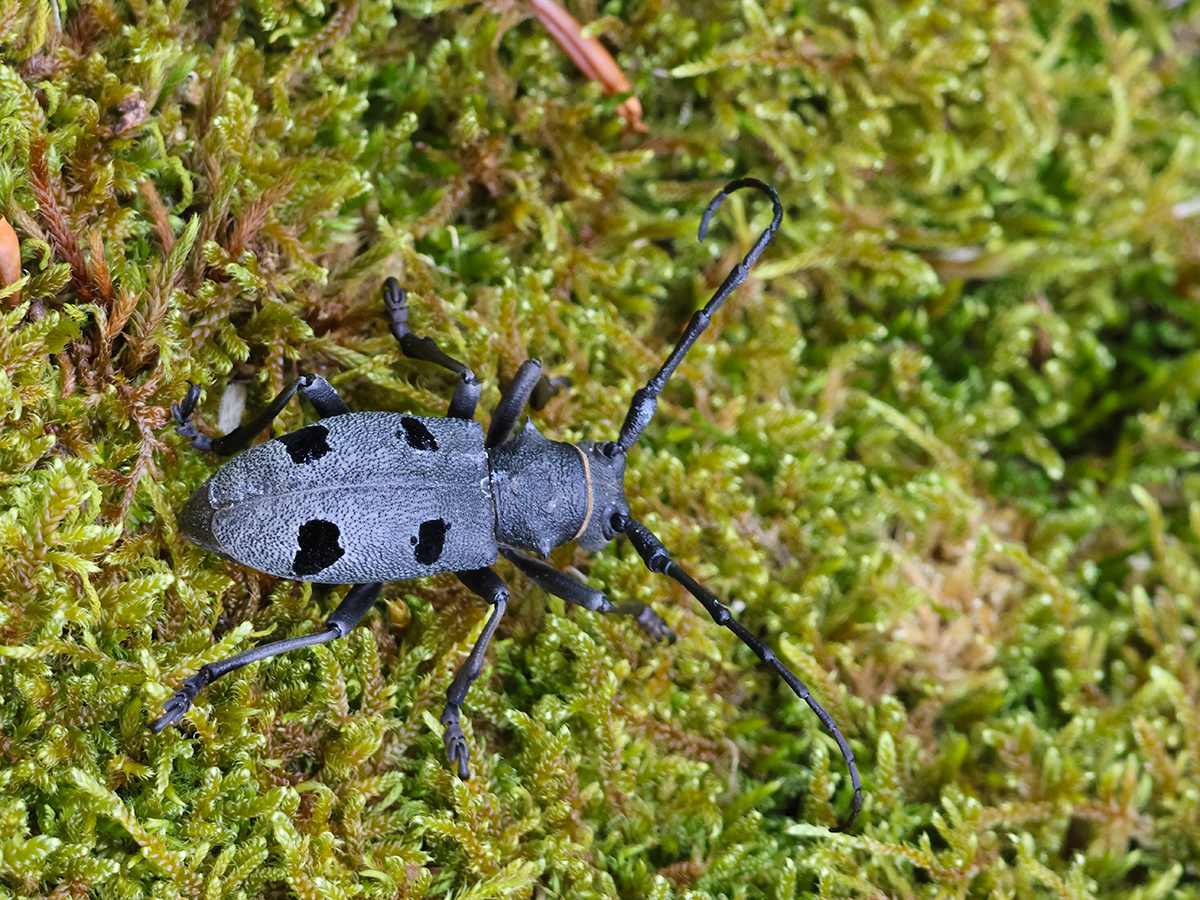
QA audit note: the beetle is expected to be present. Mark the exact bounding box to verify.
[151,178,862,829]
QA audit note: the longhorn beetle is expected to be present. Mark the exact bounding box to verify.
[151,178,862,829]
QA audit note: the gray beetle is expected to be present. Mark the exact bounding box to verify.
[152,178,862,829]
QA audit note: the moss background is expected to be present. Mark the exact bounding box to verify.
[2,0,1200,897]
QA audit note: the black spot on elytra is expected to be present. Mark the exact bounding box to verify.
[410,518,449,565]
[293,519,345,576]
[398,416,438,451]
[277,424,331,464]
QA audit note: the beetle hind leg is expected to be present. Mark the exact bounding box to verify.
[500,548,675,643]
[150,581,382,733]
[173,373,350,456]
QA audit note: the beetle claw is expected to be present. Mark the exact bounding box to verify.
[622,605,676,644]
[171,383,215,451]
[442,717,471,779]
[150,672,206,733]
[643,610,676,644]
[172,382,202,424]
[150,691,194,733]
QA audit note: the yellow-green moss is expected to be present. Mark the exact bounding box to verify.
[2,0,1200,897]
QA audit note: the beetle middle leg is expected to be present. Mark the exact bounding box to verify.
[150,581,382,733]
[440,567,510,778]
[383,277,481,420]
[173,373,350,455]
[385,280,568,436]
[500,548,675,643]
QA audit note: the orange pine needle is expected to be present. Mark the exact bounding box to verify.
[528,0,647,132]
[0,215,20,306]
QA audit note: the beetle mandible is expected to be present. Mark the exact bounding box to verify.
[151,178,862,829]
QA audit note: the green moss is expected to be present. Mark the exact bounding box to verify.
[3,0,1200,897]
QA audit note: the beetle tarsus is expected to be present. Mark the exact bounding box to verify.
[176,423,214,452]
[440,711,471,779]
[381,277,412,341]
[150,671,207,733]
[172,382,216,452]
[171,381,202,424]
[628,604,676,644]
[530,374,571,411]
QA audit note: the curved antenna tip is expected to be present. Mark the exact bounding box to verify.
[831,787,864,833]
[698,177,783,242]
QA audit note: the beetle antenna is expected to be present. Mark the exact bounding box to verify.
[615,513,863,831]
[610,178,783,456]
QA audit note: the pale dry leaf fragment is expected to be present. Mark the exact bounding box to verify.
[528,0,647,132]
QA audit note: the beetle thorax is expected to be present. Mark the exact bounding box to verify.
[487,420,629,557]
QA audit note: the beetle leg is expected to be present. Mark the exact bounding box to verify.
[440,567,509,779]
[487,360,571,447]
[382,278,481,420]
[149,582,382,733]
[500,548,674,643]
[530,374,571,411]
[173,374,350,456]
[613,513,863,831]
[486,358,542,447]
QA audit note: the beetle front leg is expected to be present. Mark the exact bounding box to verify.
[485,359,572,448]
[441,567,509,778]
[500,548,675,643]
[173,373,350,456]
